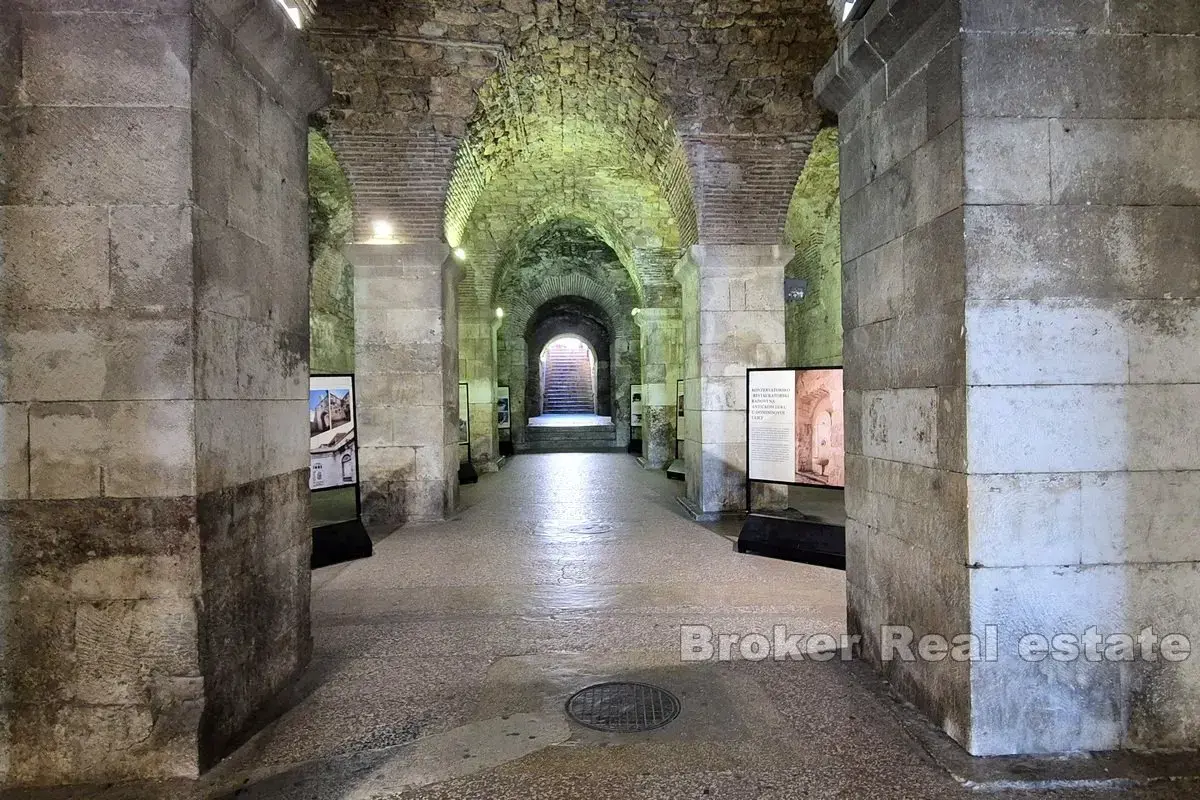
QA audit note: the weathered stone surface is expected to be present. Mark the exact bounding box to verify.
[827,0,1200,758]
[785,128,841,368]
[196,469,310,767]
[350,243,459,528]
[0,0,325,788]
[678,245,790,513]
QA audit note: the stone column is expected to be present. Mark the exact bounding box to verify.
[458,302,499,469]
[675,245,792,517]
[349,243,460,529]
[818,0,1200,756]
[634,308,683,469]
[0,0,328,787]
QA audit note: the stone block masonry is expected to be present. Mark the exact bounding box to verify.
[676,245,793,515]
[349,243,461,529]
[819,0,1200,757]
[0,0,329,787]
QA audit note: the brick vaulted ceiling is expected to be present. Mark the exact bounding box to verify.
[307,1,837,306]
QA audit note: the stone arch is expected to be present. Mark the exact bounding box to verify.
[499,272,637,449]
[536,331,602,415]
[444,17,698,310]
[504,272,629,340]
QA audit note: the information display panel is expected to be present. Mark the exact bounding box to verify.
[747,367,844,489]
[309,375,358,491]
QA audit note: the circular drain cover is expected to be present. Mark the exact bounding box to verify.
[565,682,680,732]
[567,521,613,534]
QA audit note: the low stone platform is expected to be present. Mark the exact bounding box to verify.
[519,416,619,453]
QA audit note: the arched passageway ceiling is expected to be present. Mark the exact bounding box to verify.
[491,218,646,313]
[459,164,685,307]
[446,21,697,302]
[310,1,838,245]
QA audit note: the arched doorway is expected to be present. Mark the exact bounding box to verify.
[539,335,598,414]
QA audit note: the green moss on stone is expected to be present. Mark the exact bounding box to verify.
[308,129,356,374]
[785,128,842,368]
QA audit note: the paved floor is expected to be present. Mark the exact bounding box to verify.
[6,454,1196,798]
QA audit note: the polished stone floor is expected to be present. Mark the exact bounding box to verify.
[6,454,1197,798]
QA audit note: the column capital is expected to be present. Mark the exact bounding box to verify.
[673,252,698,283]
[345,241,454,272]
[633,306,682,331]
[685,244,795,277]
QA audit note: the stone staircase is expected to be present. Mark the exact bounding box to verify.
[542,342,595,414]
[520,422,620,453]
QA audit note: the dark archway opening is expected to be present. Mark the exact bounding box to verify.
[525,296,614,423]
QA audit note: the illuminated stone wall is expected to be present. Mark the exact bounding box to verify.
[785,127,842,368]
[308,129,356,374]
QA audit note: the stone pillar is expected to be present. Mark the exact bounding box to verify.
[818,0,1200,756]
[675,245,792,516]
[349,243,460,529]
[634,308,683,469]
[458,303,498,469]
[0,0,328,787]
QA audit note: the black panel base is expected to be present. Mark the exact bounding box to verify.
[666,458,685,481]
[627,438,642,454]
[737,513,845,570]
[499,440,515,457]
[311,519,373,569]
[458,461,479,485]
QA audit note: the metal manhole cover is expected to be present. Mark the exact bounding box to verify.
[566,522,613,534]
[565,682,680,732]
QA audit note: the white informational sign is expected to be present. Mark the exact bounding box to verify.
[631,384,643,427]
[747,368,846,488]
[747,370,796,484]
[497,386,511,430]
[310,376,358,491]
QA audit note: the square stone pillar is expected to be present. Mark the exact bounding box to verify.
[458,302,499,469]
[349,243,460,528]
[675,245,793,516]
[819,0,1200,756]
[634,308,683,469]
[0,0,328,787]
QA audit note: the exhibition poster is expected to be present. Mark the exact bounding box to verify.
[747,368,845,489]
[309,375,358,491]
[497,386,511,430]
[631,384,643,427]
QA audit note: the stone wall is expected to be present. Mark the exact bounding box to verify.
[819,0,970,753]
[350,243,461,528]
[191,1,326,765]
[308,129,355,375]
[676,245,792,515]
[784,127,842,368]
[956,0,1200,755]
[0,0,329,785]
[819,0,1200,756]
